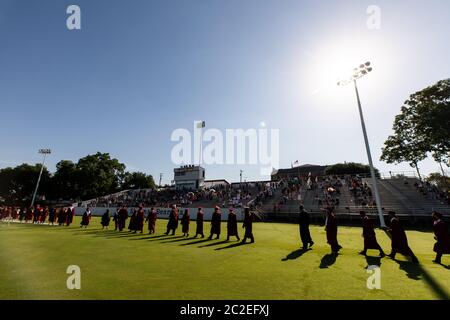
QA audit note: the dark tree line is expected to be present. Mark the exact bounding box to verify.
[325,162,380,177]
[0,152,155,205]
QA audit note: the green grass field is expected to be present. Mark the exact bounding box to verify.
[1,217,449,300]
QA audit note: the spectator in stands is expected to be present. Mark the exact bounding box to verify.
[359,211,385,257]
[226,208,240,241]
[387,211,418,263]
[432,211,450,264]
[299,205,314,250]
[195,207,205,238]
[181,208,190,237]
[208,206,222,240]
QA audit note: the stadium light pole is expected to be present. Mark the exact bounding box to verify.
[337,62,386,228]
[196,120,206,167]
[30,148,51,208]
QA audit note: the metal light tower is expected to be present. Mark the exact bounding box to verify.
[338,62,386,228]
[30,149,51,208]
[159,173,163,187]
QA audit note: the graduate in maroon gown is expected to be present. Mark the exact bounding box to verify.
[33,205,41,224]
[325,207,342,253]
[181,208,190,237]
[40,206,48,224]
[242,207,254,243]
[299,205,314,249]
[146,207,157,234]
[208,206,222,239]
[387,211,418,263]
[58,207,67,226]
[118,206,128,231]
[195,207,204,238]
[48,207,56,225]
[135,206,145,233]
[359,211,385,257]
[432,211,450,264]
[66,207,74,226]
[101,209,111,230]
[80,208,91,228]
[25,207,33,223]
[165,205,179,235]
[226,208,240,241]
[128,209,137,232]
[113,209,119,231]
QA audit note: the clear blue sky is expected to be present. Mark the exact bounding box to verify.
[0,0,449,184]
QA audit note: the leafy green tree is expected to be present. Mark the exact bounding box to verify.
[404,79,450,163]
[380,109,427,180]
[324,162,379,176]
[51,160,78,200]
[75,152,126,200]
[122,172,156,190]
[381,79,450,175]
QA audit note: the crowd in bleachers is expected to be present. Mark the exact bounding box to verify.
[412,180,450,205]
[345,175,376,207]
[81,183,277,209]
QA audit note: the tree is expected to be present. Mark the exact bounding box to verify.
[51,160,78,200]
[75,152,126,200]
[0,163,51,205]
[324,162,379,176]
[380,109,427,180]
[381,79,450,174]
[122,172,156,190]
[426,172,450,192]
[405,79,450,164]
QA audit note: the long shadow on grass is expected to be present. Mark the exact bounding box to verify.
[215,242,249,250]
[198,240,230,248]
[160,236,197,243]
[179,238,211,246]
[147,235,185,241]
[76,230,117,236]
[282,248,311,261]
[383,229,450,300]
[319,253,338,269]
[103,232,145,239]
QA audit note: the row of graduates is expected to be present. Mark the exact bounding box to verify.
[298,205,450,264]
[165,205,255,243]
[98,205,255,243]
[0,205,75,226]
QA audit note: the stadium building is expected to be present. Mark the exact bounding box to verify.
[173,165,205,190]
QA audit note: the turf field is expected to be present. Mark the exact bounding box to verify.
[0,217,449,300]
